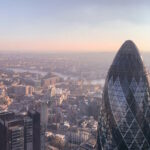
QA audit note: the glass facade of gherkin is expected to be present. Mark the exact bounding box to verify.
[97,40,150,150]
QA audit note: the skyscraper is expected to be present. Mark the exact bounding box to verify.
[97,40,150,149]
[0,112,24,150]
[0,110,40,150]
[24,116,33,150]
[28,110,41,150]
[40,101,48,150]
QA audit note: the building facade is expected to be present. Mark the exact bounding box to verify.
[28,110,41,150]
[0,110,40,150]
[97,40,150,149]
[0,112,24,150]
[24,116,33,150]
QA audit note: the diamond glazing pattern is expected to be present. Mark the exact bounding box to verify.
[97,40,150,150]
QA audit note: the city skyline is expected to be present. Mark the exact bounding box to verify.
[1,0,150,52]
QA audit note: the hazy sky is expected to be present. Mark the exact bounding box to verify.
[0,0,150,52]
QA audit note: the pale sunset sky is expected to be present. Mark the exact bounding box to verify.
[0,0,150,52]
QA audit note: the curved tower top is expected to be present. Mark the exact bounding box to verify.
[97,40,150,150]
[108,40,146,83]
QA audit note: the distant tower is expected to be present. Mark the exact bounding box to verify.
[40,101,48,129]
[40,101,48,150]
[97,40,150,149]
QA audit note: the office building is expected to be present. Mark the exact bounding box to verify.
[97,40,150,149]
[28,110,41,150]
[0,112,24,150]
[0,110,40,150]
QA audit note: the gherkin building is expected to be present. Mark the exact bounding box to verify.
[97,40,150,150]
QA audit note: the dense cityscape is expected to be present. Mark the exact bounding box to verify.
[0,52,109,150]
[0,43,150,149]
